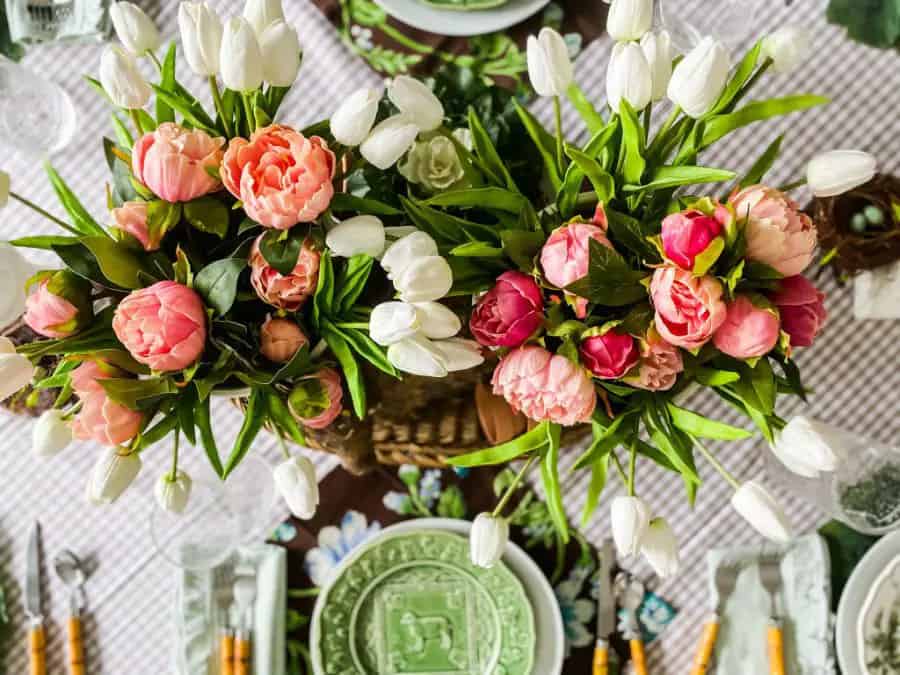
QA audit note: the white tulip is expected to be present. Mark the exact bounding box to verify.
[433,338,484,372]
[220,18,264,92]
[606,0,652,41]
[330,87,381,147]
[86,447,142,505]
[243,0,284,39]
[606,41,652,113]
[806,150,877,197]
[99,45,152,109]
[412,301,461,339]
[761,26,810,74]
[470,512,509,568]
[771,416,847,479]
[611,495,651,557]
[526,27,573,97]
[178,2,222,77]
[0,337,35,402]
[640,518,679,578]
[667,37,730,119]
[395,255,453,303]
[273,454,319,519]
[154,469,193,514]
[640,31,673,102]
[0,244,35,329]
[259,20,301,87]
[380,231,439,280]
[326,215,385,258]
[387,336,448,377]
[32,409,72,457]
[360,115,420,170]
[369,301,420,346]
[731,481,792,543]
[109,2,160,56]
[387,76,444,132]
[0,169,9,208]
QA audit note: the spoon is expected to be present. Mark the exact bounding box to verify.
[53,550,86,675]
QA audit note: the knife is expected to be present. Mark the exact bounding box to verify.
[25,521,46,675]
[593,539,618,675]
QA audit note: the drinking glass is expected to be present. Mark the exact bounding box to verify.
[4,0,111,45]
[658,0,766,53]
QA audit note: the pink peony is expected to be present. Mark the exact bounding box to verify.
[729,184,817,276]
[288,367,343,429]
[491,345,596,426]
[713,295,780,359]
[250,236,320,311]
[24,271,92,339]
[580,329,640,380]
[626,328,684,391]
[70,361,143,446]
[470,271,544,348]
[132,122,224,203]
[540,221,615,318]
[660,203,730,273]
[112,281,207,372]
[221,125,335,230]
[770,275,827,348]
[260,317,308,363]
[650,266,727,350]
[112,201,157,251]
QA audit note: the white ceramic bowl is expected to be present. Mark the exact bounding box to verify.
[373,0,550,37]
[310,517,565,675]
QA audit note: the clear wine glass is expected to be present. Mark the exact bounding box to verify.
[658,0,766,53]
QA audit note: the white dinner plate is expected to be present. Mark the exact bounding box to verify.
[373,0,551,37]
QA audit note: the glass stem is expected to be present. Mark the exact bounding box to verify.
[692,436,741,490]
[492,454,538,518]
[9,192,79,234]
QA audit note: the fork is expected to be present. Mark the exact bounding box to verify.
[214,562,235,675]
[759,554,786,675]
[233,564,257,675]
[691,561,739,675]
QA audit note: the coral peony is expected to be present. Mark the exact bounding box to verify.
[24,271,92,339]
[580,329,640,379]
[713,295,780,359]
[221,124,335,230]
[288,368,343,429]
[249,236,320,311]
[770,275,827,348]
[112,281,207,372]
[260,316,308,363]
[469,271,544,348]
[70,361,143,446]
[112,201,157,251]
[491,345,596,426]
[540,219,615,318]
[625,328,684,391]
[650,266,727,350]
[660,201,732,273]
[132,122,224,202]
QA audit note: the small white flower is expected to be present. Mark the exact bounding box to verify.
[178,2,222,77]
[611,495,651,557]
[606,41,652,113]
[0,337,35,402]
[640,31,673,102]
[387,335,448,377]
[470,512,509,568]
[432,337,484,372]
[395,256,453,303]
[761,26,810,74]
[380,231,439,280]
[326,214,386,258]
[731,480,792,543]
[86,447,142,505]
[242,0,284,38]
[32,409,72,457]
[387,76,444,132]
[667,37,730,119]
[412,301,461,339]
[806,150,877,197]
[109,1,160,56]
[360,115,420,170]
[526,27,574,97]
[606,0,653,42]
[771,415,846,479]
[369,301,420,346]
[640,518,679,578]
[99,45,152,109]
[0,244,35,330]
[259,20,301,87]
[273,454,319,519]
[154,469,193,514]
[220,17,264,92]
[330,87,381,147]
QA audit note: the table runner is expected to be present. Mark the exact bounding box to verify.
[0,1,898,673]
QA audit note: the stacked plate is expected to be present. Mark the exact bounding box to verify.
[310,518,565,675]
[372,0,551,37]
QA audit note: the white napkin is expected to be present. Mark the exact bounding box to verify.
[854,261,900,320]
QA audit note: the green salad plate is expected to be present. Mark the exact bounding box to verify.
[311,529,536,674]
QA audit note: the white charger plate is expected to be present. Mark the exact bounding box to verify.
[373,0,550,37]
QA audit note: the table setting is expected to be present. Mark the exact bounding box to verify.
[0,0,898,673]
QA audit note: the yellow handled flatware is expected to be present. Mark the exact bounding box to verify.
[630,637,648,675]
[690,617,720,675]
[760,554,786,675]
[235,631,252,675]
[593,540,616,675]
[592,638,610,675]
[68,616,85,675]
[28,623,46,675]
[54,549,89,675]
[25,523,46,675]
[767,621,786,675]
[220,631,235,675]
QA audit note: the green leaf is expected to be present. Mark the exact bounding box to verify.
[623,165,737,192]
[500,229,544,271]
[111,113,134,149]
[139,411,179,447]
[695,368,740,386]
[709,41,762,116]
[103,137,139,208]
[468,106,518,192]
[540,423,569,542]
[572,413,632,470]
[177,388,197,445]
[184,196,230,239]
[566,238,647,306]
[618,100,646,186]
[512,99,561,192]
[313,251,335,324]
[156,42,177,124]
[581,452,610,526]
[258,228,302,276]
[566,147,615,203]
[448,421,549,467]
[605,209,660,262]
[401,196,500,245]
[80,236,151,289]
[565,83,606,135]
[265,390,306,446]
[195,395,224,478]
[738,134,784,188]
[826,0,900,48]
[146,200,182,246]
[322,328,366,419]
[150,84,219,135]
[194,258,246,316]
[423,187,527,213]
[334,255,374,316]
[99,377,176,410]
[44,163,106,237]
[8,235,81,250]
[667,403,753,440]
[330,323,397,378]
[329,193,402,216]
[749,358,776,413]
[449,242,505,257]
[643,404,701,484]
[223,388,266,478]
[702,95,830,148]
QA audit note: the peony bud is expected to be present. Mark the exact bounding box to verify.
[330,87,381,147]
[606,0,652,41]
[99,45,152,109]
[220,17,264,92]
[770,416,846,479]
[273,454,319,519]
[526,27,573,98]
[640,31,673,102]
[387,335,448,377]
[0,169,9,208]
[178,2,222,77]
[606,41,652,113]
[154,469,193,514]
[641,518,680,578]
[242,0,284,38]
[469,512,509,569]
[360,115,420,170]
[369,302,420,346]
[24,269,94,339]
[667,37,730,119]
[387,76,444,133]
[260,316,308,363]
[770,275,827,348]
[712,295,780,360]
[761,26,810,74]
[660,203,729,274]
[0,337,35,402]
[32,409,72,457]
[580,328,640,380]
[433,338,484,372]
[86,447,142,505]
[611,495,651,557]
[412,301,461,340]
[395,256,453,303]
[806,150,877,198]
[731,481,792,543]
[109,1,160,56]
[0,244,35,330]
[380,231,439,280]
[326,215,386,258]
[259,20,301,87]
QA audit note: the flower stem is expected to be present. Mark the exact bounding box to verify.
[147,51,163,72]
[130,108,144,136]
[611,451,628,486]
[778,178,807,192]
[692,436,740,489]
[169,429,180,481]
[9,192,79,235]
[647,105,681,156]
[274,429,292,461]
[241,93,256,135]
[209,76,231,138]
[642,103,653,133]
[492,454,538,518]
[627,441,637,496]
[553,96,564,173]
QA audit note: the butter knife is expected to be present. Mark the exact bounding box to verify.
[593,539,618,675]
[25,521,46,675]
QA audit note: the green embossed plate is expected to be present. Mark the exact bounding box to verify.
[373,0,550,37]
[311,529,536,675]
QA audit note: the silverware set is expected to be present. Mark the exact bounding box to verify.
[215,557,258,675]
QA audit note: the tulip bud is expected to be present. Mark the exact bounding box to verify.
[731,481,792,543]
[667,37,730,119]
[360,115,420,170]
[387,335,448,377]
[412,301,461,339]
[433,338,484,372]
[761,26,810,74]
[771,416,846,479]
[178,2,222,77]
[0,337,35,402]
[154,469,193,514]
[259,20,301,87]
[243,0,284,38]
[395,256,453,303]
[326,215,386,258]
[387,76,444,133]
[526,27,573,98]
[330,87,381,147]
[641,518,679,578]
[99,45,152,109]
[273,454,319,519]
[380,231,439,280]
[220,17,264,92]
[0,244,35,329]
[606,41,652,113]
[606,0,652,41]
[806,150,877,197]
[369,302,420,346]
[611,495,651,557]
[0,169,9,208]
[109,1,160,56]
[86,447,142,505]
[640,31,672,102]
[469,512,509,568]
[32,409,72,457]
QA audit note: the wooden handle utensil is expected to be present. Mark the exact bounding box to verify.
[630,638,648,675]
[235,634,251,675]
[690,618,720,675]
[220,632,234,675]
[767,621,786,675]
[68,617,85,675]
[592,639,609,675]
[29,624,46,675]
